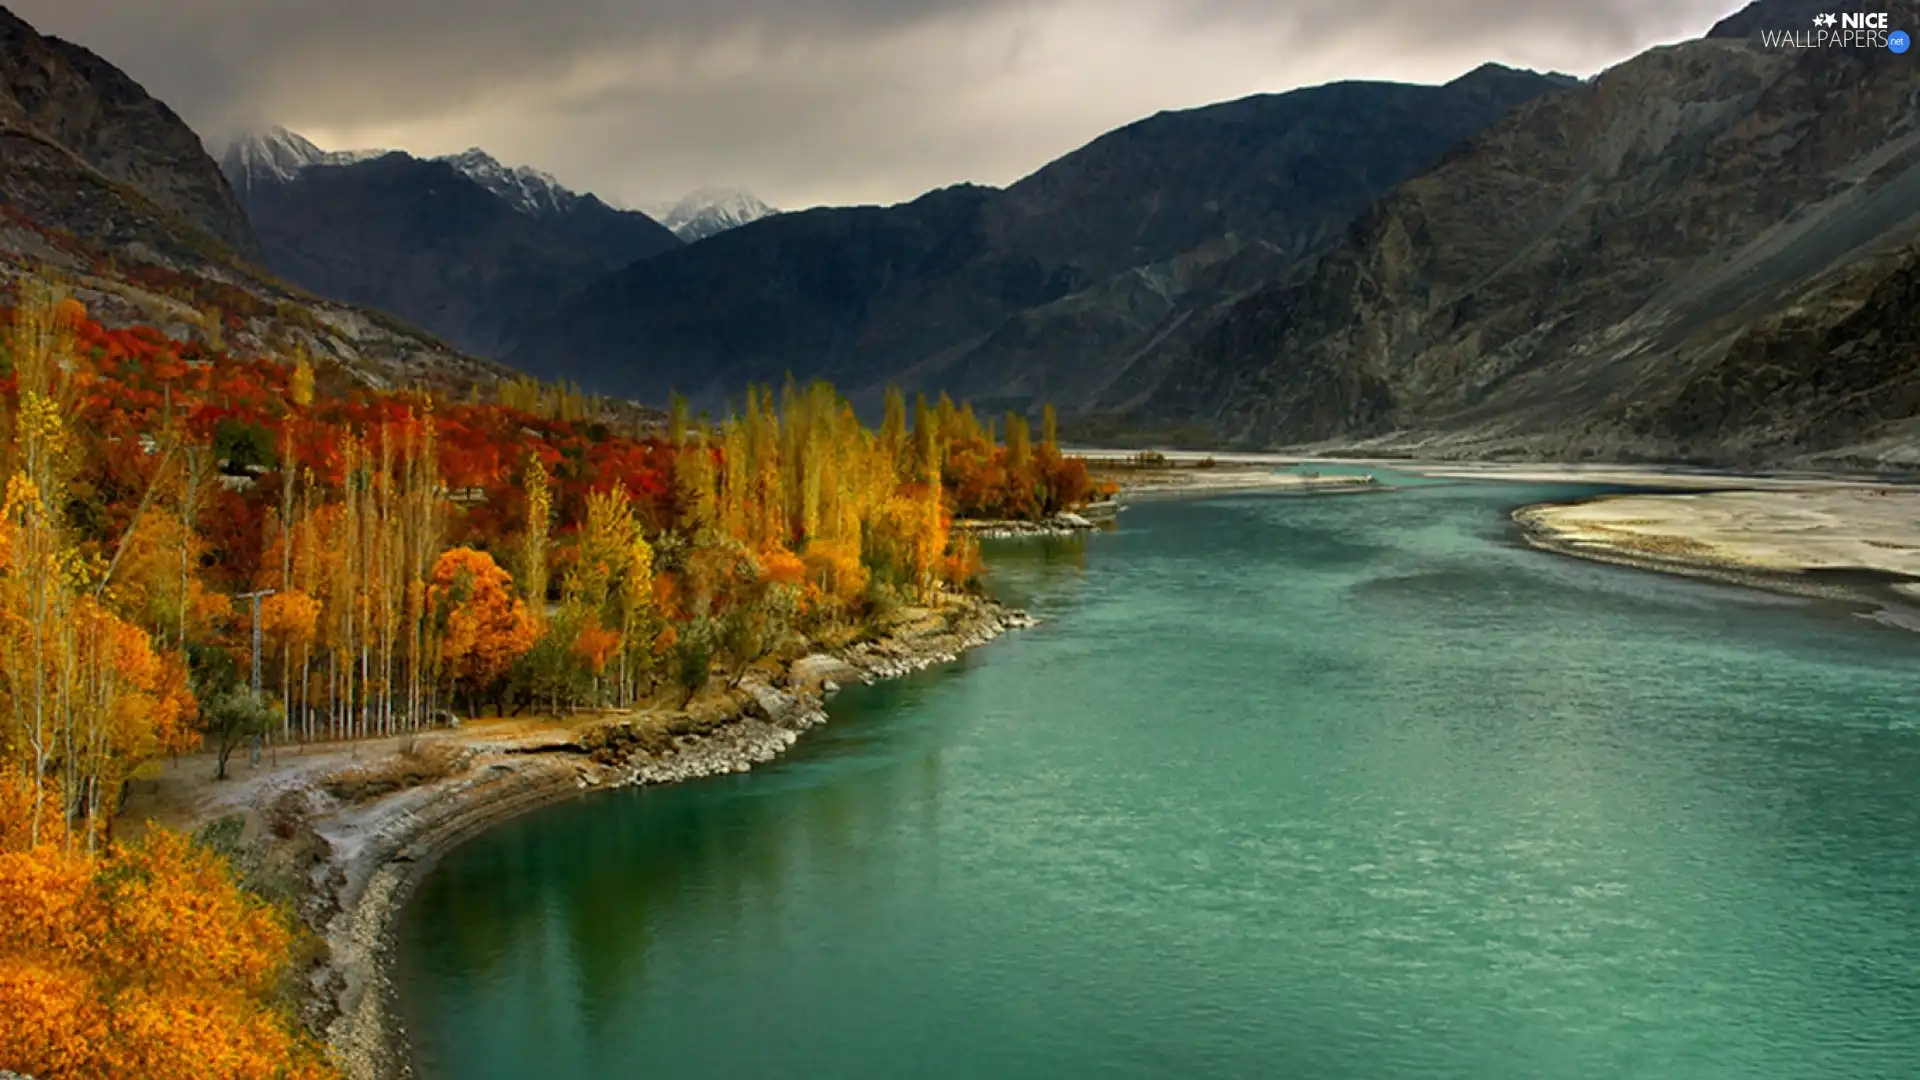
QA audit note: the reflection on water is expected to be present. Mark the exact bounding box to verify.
[399,483,1920,1080]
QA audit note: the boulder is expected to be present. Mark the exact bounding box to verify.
[789,653,860,691]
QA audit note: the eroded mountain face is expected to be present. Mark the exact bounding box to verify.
[1141,0,1920,466]
[0,4,259,259]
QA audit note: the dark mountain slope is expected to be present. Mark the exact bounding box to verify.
[224,136,681,359]
[538,193,681,272]
[988,64,1570,279]
[235,154,635,358]
[510,184,1033,403]
[430,145,681,270]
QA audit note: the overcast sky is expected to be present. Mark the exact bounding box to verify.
[21,0,1745,210]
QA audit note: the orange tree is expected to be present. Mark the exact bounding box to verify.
[427,547,536,715]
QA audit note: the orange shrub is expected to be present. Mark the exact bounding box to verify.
[0,775,338,1080]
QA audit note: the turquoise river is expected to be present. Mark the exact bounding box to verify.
[396,474,1920,1079]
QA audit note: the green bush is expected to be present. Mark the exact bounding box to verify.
[202,688,278,780]
[214,417,279,472]
[675,619,715,706]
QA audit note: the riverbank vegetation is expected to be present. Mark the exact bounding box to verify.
[0,278,1101,1075]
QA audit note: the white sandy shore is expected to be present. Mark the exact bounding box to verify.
[1515,488,1920,578]
[1513,486,1920,632]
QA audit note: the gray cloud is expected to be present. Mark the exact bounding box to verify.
[12,0,1743,209]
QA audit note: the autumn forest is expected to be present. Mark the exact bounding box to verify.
[0,280,1102,1078]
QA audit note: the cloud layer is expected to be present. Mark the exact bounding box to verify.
[15,0,1743,209]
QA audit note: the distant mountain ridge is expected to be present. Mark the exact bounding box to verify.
[220,128,682,357]
[511,64,1570,410]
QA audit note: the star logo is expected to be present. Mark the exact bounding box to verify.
[1812,12,1837,25]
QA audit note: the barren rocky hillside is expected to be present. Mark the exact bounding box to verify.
[1140,0,1920,466]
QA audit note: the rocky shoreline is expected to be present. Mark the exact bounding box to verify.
[955,510,1108,539]
[299,591,1044,1068]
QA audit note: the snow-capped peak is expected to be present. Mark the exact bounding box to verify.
[647,188,779,242]
[221,126,387,191]
[435,148,577,218]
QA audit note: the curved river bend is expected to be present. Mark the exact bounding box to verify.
[398,478,1920,1079]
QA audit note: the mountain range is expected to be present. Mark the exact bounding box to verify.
[3,0,1917,467]
[509,64,1571,412]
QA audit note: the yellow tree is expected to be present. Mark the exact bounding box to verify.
[0,287,188,849]
[668,392,690,448]
[333,435,365,738]
[879,386,907,469]
[518,452,552,630]
[674,433,717,534]
[719,419,749,542]
[619,529,656,705]
[1005,411,1032,474]
[912,393,939,482]
[749,386,786,550]
[0,284,84,845]
[174,441,212,655]
[259,590,319,731]
[288,350,315,407]
[397,413,444,729]
[567,488,633,617]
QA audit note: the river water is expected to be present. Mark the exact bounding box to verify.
[396,476,1920,1079]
